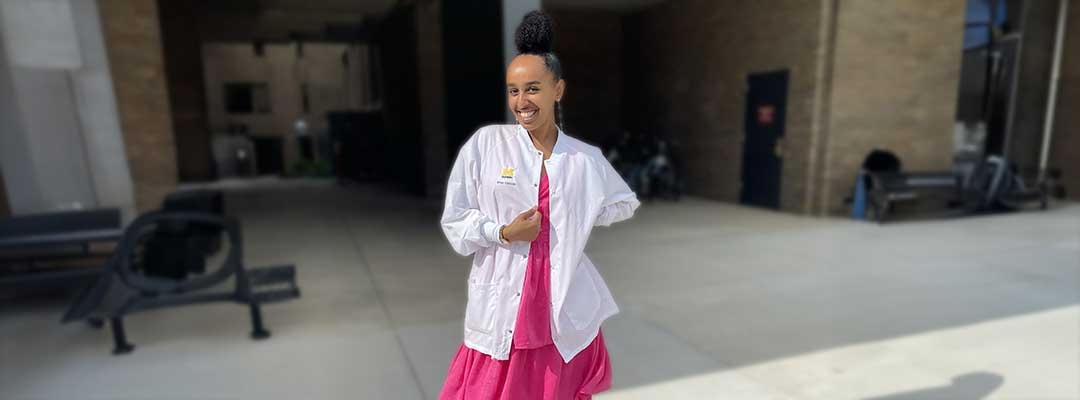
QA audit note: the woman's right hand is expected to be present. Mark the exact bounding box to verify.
[502,206,541,243]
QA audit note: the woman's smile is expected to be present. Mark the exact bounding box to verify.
[516,107,539,124]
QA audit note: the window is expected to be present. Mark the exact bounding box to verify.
[225,82,270,114]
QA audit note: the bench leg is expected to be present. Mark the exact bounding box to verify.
[109,318,135,355]
[249,303,271,340]
[877,201,890,223]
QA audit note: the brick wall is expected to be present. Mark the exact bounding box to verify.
[624,0,964,216]
[98,0,178,211]
[1051,2,1080,200]
[627,0,827,212]
[546,8,624,147]
[816,0,964,215]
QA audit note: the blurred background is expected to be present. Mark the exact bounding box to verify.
[0,0,1077,399]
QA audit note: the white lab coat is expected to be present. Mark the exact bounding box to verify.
[441,124,640,362]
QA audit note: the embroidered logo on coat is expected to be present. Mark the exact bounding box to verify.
[497,167,517,186]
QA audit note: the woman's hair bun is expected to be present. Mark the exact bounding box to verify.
[515,10,554,54]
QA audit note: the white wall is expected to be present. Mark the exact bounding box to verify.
[69,0,136,217]
[0,0,134,217]
[0,39,44,212]
[0,0,81,69]
[10,68,97,210]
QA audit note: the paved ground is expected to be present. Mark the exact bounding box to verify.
[2,178,1077,399]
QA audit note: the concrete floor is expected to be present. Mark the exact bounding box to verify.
[1,178,1077,400]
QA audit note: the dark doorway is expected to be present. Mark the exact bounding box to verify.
[442,0,505,156]
[377,4,426,195]
[157,0,215,182]
[252,136,285,176]
[328,111,385,182]
[740,70,789,210]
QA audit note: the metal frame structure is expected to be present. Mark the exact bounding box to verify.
[61,211,300,355]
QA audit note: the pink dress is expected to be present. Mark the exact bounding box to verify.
[439,167,612,400]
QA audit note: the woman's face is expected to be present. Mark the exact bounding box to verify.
[506,54,565,134]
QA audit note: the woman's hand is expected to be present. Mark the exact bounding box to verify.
[501,206,541,243]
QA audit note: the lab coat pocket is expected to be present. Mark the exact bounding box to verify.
[465,281,498,334]
[563,264,601,331]
[492,180,527,209]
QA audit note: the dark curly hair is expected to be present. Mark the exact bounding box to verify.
[514,10,565,129]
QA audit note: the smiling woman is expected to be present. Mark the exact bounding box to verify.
[437,10,641,400]
[506,12,565,136]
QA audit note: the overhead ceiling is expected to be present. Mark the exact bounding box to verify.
[200,0,394,16]
[196,0,666,42]
[254,0,397,15]
[204,0,667,17]
[197,0,392,41]
[542,0,668,12]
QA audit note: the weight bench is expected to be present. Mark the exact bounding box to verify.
[864,171,961,223]
[61,211,300,355]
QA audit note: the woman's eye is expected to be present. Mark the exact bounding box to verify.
[527,87,539,93]
[508,89,518,95]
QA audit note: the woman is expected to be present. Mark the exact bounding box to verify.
[438,10,640,400]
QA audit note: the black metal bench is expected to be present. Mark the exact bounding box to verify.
[865,171,961,223]
[61,211,300,355]
[0,209,122,289]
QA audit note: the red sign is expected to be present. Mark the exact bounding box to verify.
[757,105,775,125]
